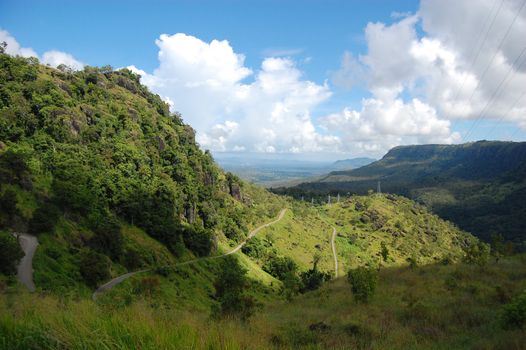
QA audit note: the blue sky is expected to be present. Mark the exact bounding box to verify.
[1,0,525,159]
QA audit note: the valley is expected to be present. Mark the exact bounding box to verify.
[0,51,525,349]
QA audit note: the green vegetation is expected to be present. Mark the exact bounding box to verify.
[347,267,378,303]
[0,232,23,275]
[322,194,473,273]
[277,141,526,244]
[3,50,524,349]
[212,256,256,320]
[2,256,526,349]
[0,51,285,294]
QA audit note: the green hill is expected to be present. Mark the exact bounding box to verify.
[0,52,286,297]
[277,141,526,243]
[3,53,519,349]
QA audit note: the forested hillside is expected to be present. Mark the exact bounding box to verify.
[0,52,285,292]
[276,141,526,243]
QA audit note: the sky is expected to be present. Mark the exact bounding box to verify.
[1,0,525,159]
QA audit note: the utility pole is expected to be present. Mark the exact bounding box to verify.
[311,197,314,205]
[328,194,331,205]
[337,193,340,203]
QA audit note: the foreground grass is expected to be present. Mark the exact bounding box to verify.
[2,256,526,349]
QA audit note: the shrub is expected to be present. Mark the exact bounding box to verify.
[212,256,256,320]
[79,250,110,288]
[281,271,302,300]
[88,214,123,260]
[133,276,160,297]
[264,256,298,281]
[463,241,490,266]
[183,225,212,257]
[407,255,419,269]
[380,241,389,262]
[0,231,24,275]
[29,203,61,234]
[123,247,143,270]
[300,256,331,293]
[501,290,526,329]
[347,267,378,303]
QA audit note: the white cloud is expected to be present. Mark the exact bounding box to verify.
[328,0,526,154]
[41,50,84,70]
[0,29,37,58]
[1,29,84,70]
[131,33,338,154]
[321,98,460,154]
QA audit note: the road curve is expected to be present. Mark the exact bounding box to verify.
[331,227,338,278]
[15,233,39,292]
[92,208,287,300]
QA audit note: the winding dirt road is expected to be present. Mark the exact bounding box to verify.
[331,227,338,278]
[15,233,38,292]
[92,208,287,300]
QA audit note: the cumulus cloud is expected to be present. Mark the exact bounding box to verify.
[41,50,84,70]
[131,33,338,153]
[328,0,526,154]
[1,29,84,70]
[0,29,37,57]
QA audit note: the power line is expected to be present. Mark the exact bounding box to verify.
[483,85,526,140]
[459,0,526,140]
[449,0,502,132]
[463,45,526,141]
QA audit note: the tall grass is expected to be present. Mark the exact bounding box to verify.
[2,257,526,349]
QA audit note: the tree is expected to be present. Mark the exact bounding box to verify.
[79,250,110,288]
[0,41,7,54]
[463,240,490,266]
[347,267,378,303]
[380,242,389,262]
[183,225,212,257]
[29,203,61,234]
[88,213,123,260]
[0,231,24,275]
[281,271,302,301]
[501,290,526,329]
[212,256,256,320]
[263,255,298,281]
[300,254,331,293]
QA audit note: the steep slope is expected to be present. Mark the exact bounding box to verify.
[0,52,285,295]
[278,141,526,243]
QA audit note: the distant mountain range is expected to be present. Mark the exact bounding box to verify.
[275,141,526,243]
[215,154,376,187]
[331,157,377,171]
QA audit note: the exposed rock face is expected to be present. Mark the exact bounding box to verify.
[229,182,242,201]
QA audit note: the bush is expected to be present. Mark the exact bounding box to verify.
[133,276,160,297]
[212,256,256,320]
[264,255,298,281]
[29,203,61,234]
[380,241,389,262]
[281,271,302,300]
[501,290,526,329]
[463,241,490,266]
[300,256,331,293]
[0,231,24,275]
[79,250,110,288]
[183,225,212,257]
[123,247,143,270]
[347,267,378,303]
[88,214,123,260]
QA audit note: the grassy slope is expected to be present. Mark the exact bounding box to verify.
[282,141,526,243]
[323,195,472,273]
[2,256,525,349]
